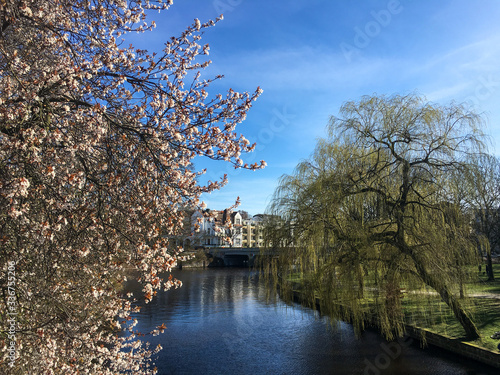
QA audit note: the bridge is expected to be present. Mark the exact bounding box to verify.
[205,247,262,267]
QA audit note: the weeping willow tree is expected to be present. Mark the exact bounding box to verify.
[264,93,489,340]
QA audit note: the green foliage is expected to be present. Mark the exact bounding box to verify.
[263,93,495,340]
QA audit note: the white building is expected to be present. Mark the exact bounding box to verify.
[189,210,268,248]
[190,209,243,248]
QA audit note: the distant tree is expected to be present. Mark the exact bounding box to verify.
[463,154,500,281]
[0,1,263,373]
[239,210,250,220]
[267,94,487,340]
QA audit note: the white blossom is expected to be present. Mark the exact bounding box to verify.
[0,0,263,372]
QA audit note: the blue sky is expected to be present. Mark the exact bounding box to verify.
[138,0,500,215]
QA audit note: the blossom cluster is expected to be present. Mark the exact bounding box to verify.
[0,1,262,373]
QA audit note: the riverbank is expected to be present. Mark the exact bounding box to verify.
[287,288,500,370]
[176,250,210,269]
[179,259,500,368]
[404,324,500,369]
[129,268,499,374]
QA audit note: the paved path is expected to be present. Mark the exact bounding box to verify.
[405,290,500,300]
[469,292,500,300]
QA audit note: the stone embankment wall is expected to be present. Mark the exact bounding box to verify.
[404,325,500,369]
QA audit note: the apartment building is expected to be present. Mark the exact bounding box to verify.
[241,215,265,248]
[190,209,264,248]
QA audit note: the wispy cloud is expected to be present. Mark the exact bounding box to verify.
[401,35,500,102]
[170,0,500,213]
[210,45,394,92]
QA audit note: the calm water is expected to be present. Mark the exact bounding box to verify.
[127,268,498,375]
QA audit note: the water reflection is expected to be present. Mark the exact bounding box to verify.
[125,268,498,375]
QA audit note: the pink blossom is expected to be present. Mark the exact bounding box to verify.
[0,0,264,373]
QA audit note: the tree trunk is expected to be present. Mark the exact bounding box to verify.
[412,257,480,340]
[438,284,480,339]
[486,252,495,281]
[394,173,480,340]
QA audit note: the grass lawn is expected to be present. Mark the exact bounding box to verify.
[401,292,500,351]
[470,263,500,294]
[397,263,500,351]
[445,263,499,351]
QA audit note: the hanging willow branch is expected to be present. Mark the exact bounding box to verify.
[262,93,490,340]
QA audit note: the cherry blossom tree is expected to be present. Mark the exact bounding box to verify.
[0,1,263,373]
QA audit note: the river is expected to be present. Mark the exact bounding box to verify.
[127,268,498,375]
